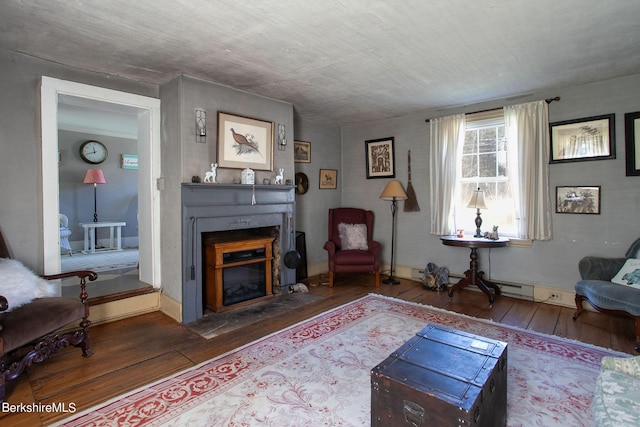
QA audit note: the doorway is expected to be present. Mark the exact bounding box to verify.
[40,77,161,290]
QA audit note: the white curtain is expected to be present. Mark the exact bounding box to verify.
[429,114,465,235]
[504,100,553,240]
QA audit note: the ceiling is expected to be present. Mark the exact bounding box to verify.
[2,1,640,126]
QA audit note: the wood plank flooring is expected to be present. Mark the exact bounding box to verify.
[2,274,636,425]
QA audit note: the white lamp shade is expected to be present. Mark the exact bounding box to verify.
[466,188,487,209]
[380,180,408,201]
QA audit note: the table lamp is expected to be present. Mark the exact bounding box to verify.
[83,169,106,222]
[380,180,408,284]
[467,187,487,237]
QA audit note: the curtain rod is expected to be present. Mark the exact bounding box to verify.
[424,96,560,123]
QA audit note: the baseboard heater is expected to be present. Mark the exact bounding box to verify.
[411,268,534,300]
[447,272,534,300]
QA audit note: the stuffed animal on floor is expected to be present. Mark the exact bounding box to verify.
[423,273,436,289]
[423,262,449,291]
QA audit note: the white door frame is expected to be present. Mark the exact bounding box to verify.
[40,76,161,287]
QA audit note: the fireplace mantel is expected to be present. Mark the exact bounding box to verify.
[181,183,296,323]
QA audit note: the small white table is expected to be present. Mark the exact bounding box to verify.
[79,221,126,253]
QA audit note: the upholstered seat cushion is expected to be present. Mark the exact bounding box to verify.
[333,250,376,266]
[593,356,640,427]
[575,280,640,316]
[0,297,84,353]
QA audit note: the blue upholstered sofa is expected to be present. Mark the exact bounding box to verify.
[574,238,640,352]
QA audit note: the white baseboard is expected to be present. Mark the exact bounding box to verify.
[397,264,578,308]
[90,291,161,325]
[310,262,579,309]
[160,291,182,322]
[306,261,328,279]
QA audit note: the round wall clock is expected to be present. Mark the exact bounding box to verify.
[79,140,108,164]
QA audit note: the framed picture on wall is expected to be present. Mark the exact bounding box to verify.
[625,111,640,176]
[319,169,338,189]
[555,186,601,214]
[121,154,138,170]
[217,112,274,171]
[365,137,395,178]
[294,140,311,163]
[549,114,615,163]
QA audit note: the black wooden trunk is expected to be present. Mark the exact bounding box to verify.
[371,323,508,427]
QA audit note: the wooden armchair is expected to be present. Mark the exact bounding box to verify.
[0,229,97,401]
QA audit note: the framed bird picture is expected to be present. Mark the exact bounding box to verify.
[217,111,274,171]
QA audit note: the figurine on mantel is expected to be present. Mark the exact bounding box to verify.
[274,168,284,184]
[203,163,218,183]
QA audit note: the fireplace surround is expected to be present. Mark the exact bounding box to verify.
[181,183,296,323]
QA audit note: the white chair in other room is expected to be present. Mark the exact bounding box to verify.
[59,213,73,256]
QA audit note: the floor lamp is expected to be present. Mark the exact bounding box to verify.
[83,169,106,222]
[380,180,408,285]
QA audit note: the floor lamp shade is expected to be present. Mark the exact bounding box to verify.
[380,180,408,201]
[379,180,408,285]
[83,169,106,222]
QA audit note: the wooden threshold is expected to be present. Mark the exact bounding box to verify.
[88,285,157,305]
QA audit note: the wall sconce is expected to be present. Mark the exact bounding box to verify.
[196,109,206,143]
[277,123,286,151]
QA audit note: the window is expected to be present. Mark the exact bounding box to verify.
[454,111,518,237]
[429,101,551,241]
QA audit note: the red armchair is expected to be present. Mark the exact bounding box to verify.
[323,208,381,287]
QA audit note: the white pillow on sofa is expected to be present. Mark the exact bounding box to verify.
[611,258,640,289]
[338,223,369,250]
[0,258,57,311]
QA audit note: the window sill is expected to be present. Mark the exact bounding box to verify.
[507,238,533,248]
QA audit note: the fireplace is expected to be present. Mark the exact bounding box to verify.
[181,183,296,323]
[203,231,276,312]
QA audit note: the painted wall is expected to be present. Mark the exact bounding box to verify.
[339,73,640,292]
[58,130,139,250]
[0,49,156,271]
[3,46,639,304]
[293,117,342,271]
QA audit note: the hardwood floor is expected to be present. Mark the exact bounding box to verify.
[2,274,636,425]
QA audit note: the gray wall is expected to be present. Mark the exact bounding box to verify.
[0,49,156,271]
[58,130,138,250]
[3,46,640,298]
[340,73,640,292]
[293,118,342,267]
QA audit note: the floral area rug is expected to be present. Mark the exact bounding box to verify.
[55,294,628,426]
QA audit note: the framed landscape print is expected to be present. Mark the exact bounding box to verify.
[319,169,337,189]
[294,140,311,163]
[365,137,395,179]
[625,111,640,176]
[555,186,601,214]
[217,112,274,171]
[550,114,615,163]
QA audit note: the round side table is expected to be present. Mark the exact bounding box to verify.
[440,236,509,305]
